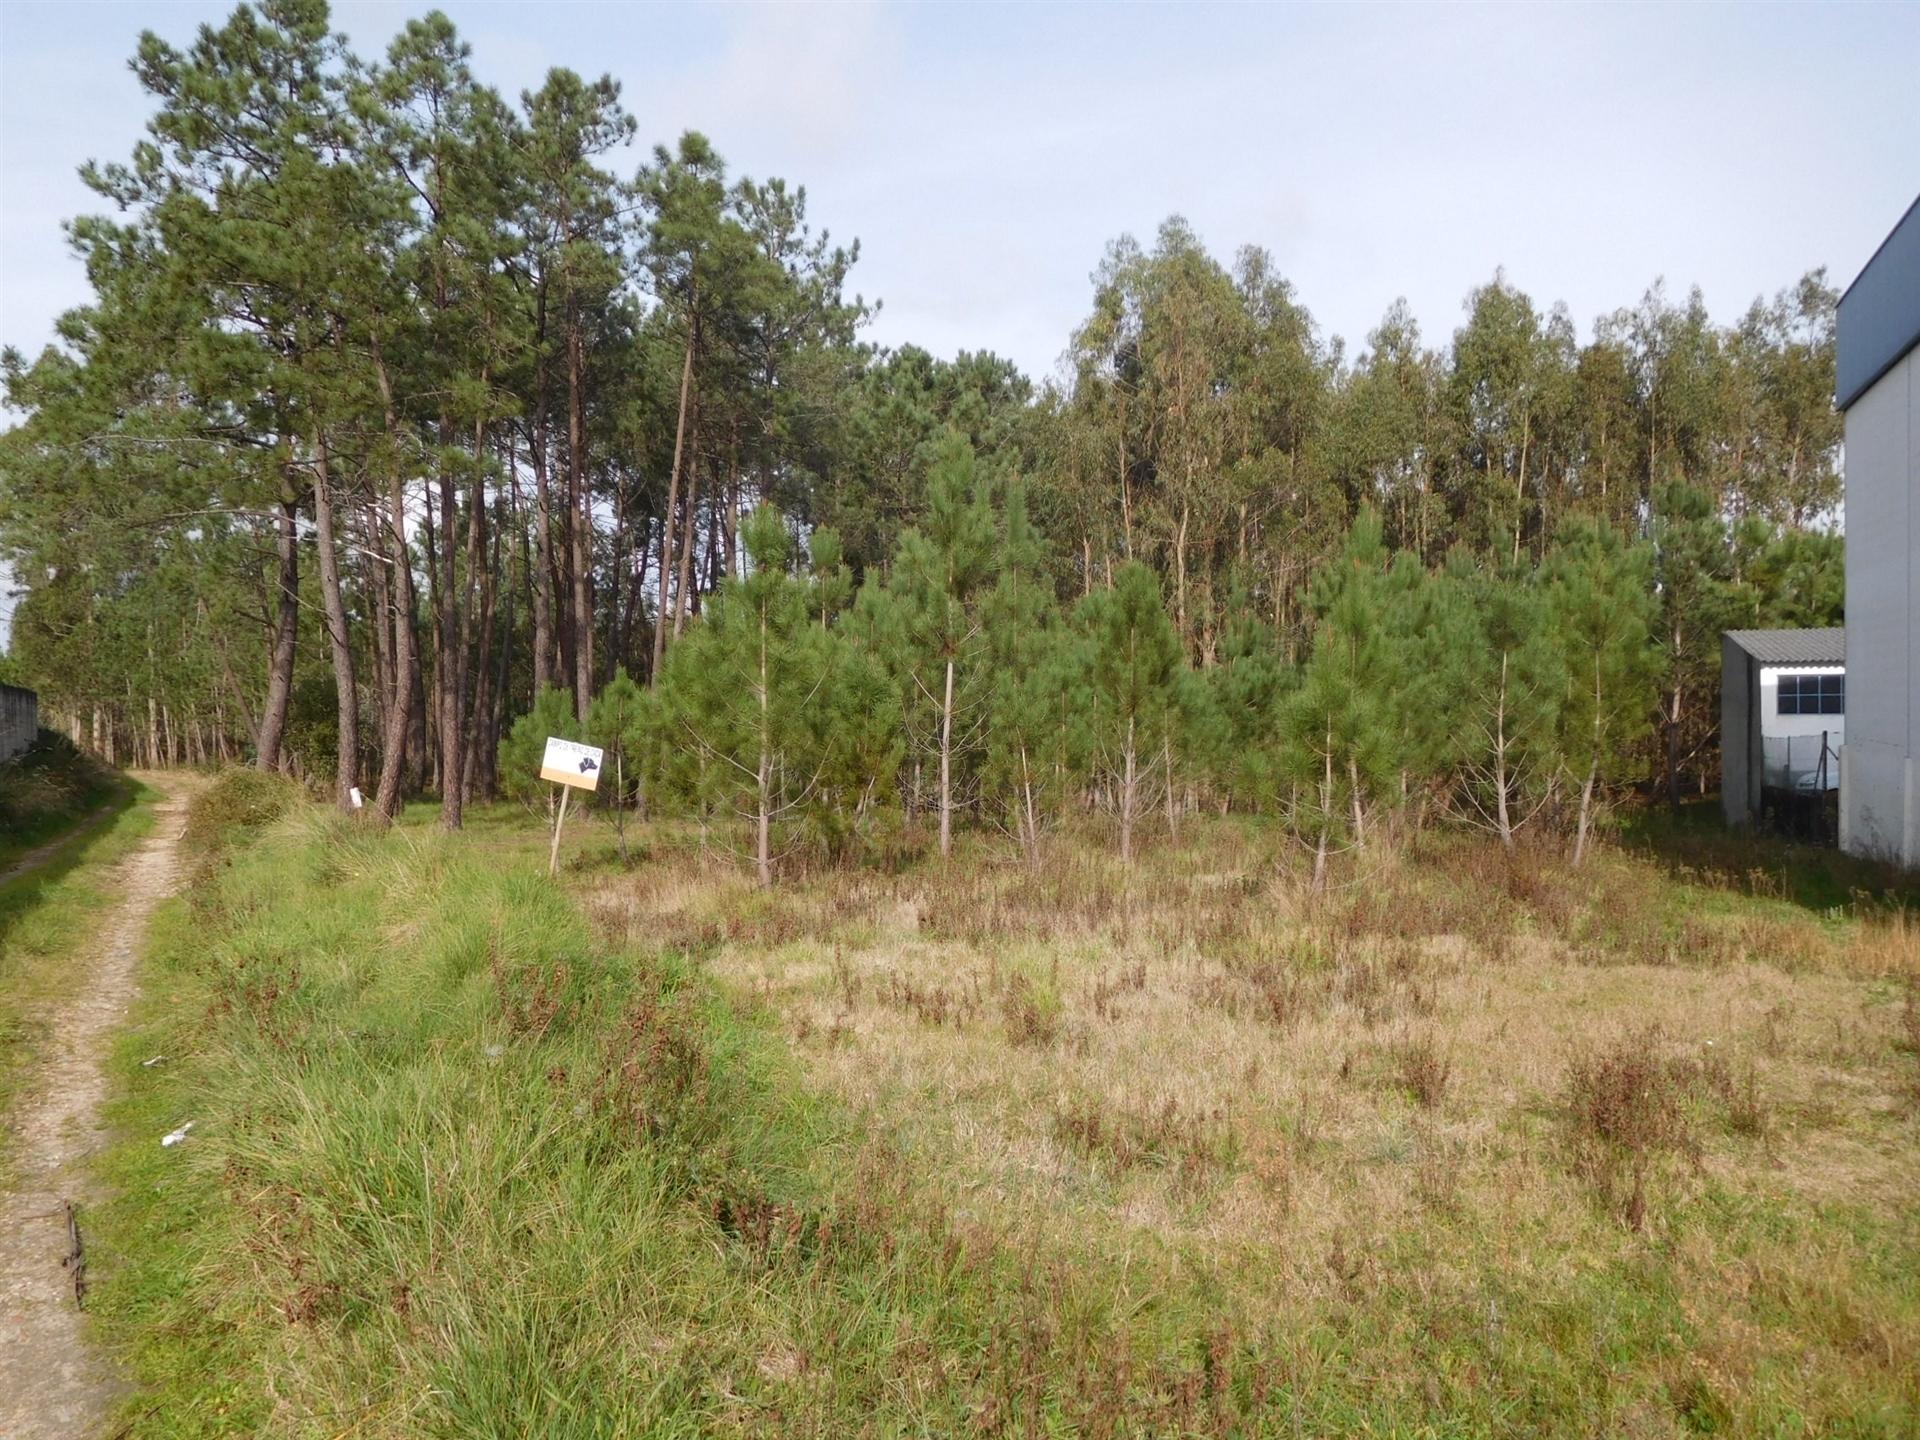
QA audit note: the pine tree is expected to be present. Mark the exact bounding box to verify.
[862,433,998,858]
[498,685,580,808]
[1198,601,1292,815]
[1544,518,1661,863]
[1078,561,1183,864]
[983,480,1083,863]
[1287,509,1407,855]
[1448,559,1565,849]
[586,666,646,861]
[654,506,836,885]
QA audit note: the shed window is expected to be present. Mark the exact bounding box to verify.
[1777,673,1844,715]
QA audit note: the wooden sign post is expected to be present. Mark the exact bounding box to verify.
[540,737,604,876]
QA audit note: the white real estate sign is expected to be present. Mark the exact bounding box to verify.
[540,737,604,792]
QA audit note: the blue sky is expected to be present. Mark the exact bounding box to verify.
[3,1,1918,384]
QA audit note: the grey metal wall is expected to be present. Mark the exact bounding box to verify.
[1840,346,1919,866]
[0,684,38,763]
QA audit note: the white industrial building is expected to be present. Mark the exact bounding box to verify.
[1721,630,1845,832]
[1836,196,1920,867]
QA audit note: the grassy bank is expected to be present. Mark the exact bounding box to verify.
[91,779,1920,1436]
[0,772,156,1177]
[0,730,127,872]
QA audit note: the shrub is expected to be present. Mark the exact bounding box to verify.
[1565,1029,1701,1229]
[181,767,302,855]
[1393,1033,1452,1109]
[1002,970,1061,1048]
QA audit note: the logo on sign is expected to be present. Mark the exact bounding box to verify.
[539,737,606,792]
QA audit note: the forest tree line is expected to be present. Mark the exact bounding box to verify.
[0,0,1843,867]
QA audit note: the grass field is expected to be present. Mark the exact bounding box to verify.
[85,777,1920,1437]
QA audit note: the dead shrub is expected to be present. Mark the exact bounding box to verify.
[1565,1028,1701,1229]
[1393,1034,1452,1110]
[1088,960,1147,1022]
[1002,972,1061,1048]
[589,985,710,1144]
[1899,979,1920,1108]
[1414,1130,1464,1212]
[490,947,575,1041]
[1052,1094,1236,1184]
[1192,954,1311,1029]
[877,972,983,1029]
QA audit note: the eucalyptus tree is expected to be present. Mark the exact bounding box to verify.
[1651,482,1738,806]
[1445,275,1576,562]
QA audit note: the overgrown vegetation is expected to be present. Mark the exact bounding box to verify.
[88,778,1920,1436]
[0,728,124,870]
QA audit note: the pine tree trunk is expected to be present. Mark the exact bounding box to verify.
[1164,733,1179,840]
[1120,715,1136,865]
[312,432,360,811]
[1020,744,1039,868]
[938,655,955,859]
[528,286,557,697]
[757,608,772,887]
[373,355,415,820]
[455,417,489,806]
[1494,651,1514,850]
[464,484,501,804]
[437,460,465,831]
[568,311,593,721]
[654,322,697,682]
[1573,760,1597,867]
[671,448,701,639]
[1573,656,1603,867]
[1313,729,1333,892]
[256,490,300,773]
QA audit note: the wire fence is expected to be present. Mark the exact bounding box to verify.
[1761,731,1840,794]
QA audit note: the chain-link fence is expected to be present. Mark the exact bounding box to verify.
[1760,731,1839,794]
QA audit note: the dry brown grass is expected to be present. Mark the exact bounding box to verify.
[572,816,1920,1434]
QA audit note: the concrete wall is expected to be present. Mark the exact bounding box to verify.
[0,684,37,763]
[1840,346,1919,865]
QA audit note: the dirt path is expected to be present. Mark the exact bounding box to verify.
[0,780,193,1439]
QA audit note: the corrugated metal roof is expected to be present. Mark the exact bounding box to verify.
[1724,628,1846,666]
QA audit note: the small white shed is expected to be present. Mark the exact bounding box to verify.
[1721,628,1845,830]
